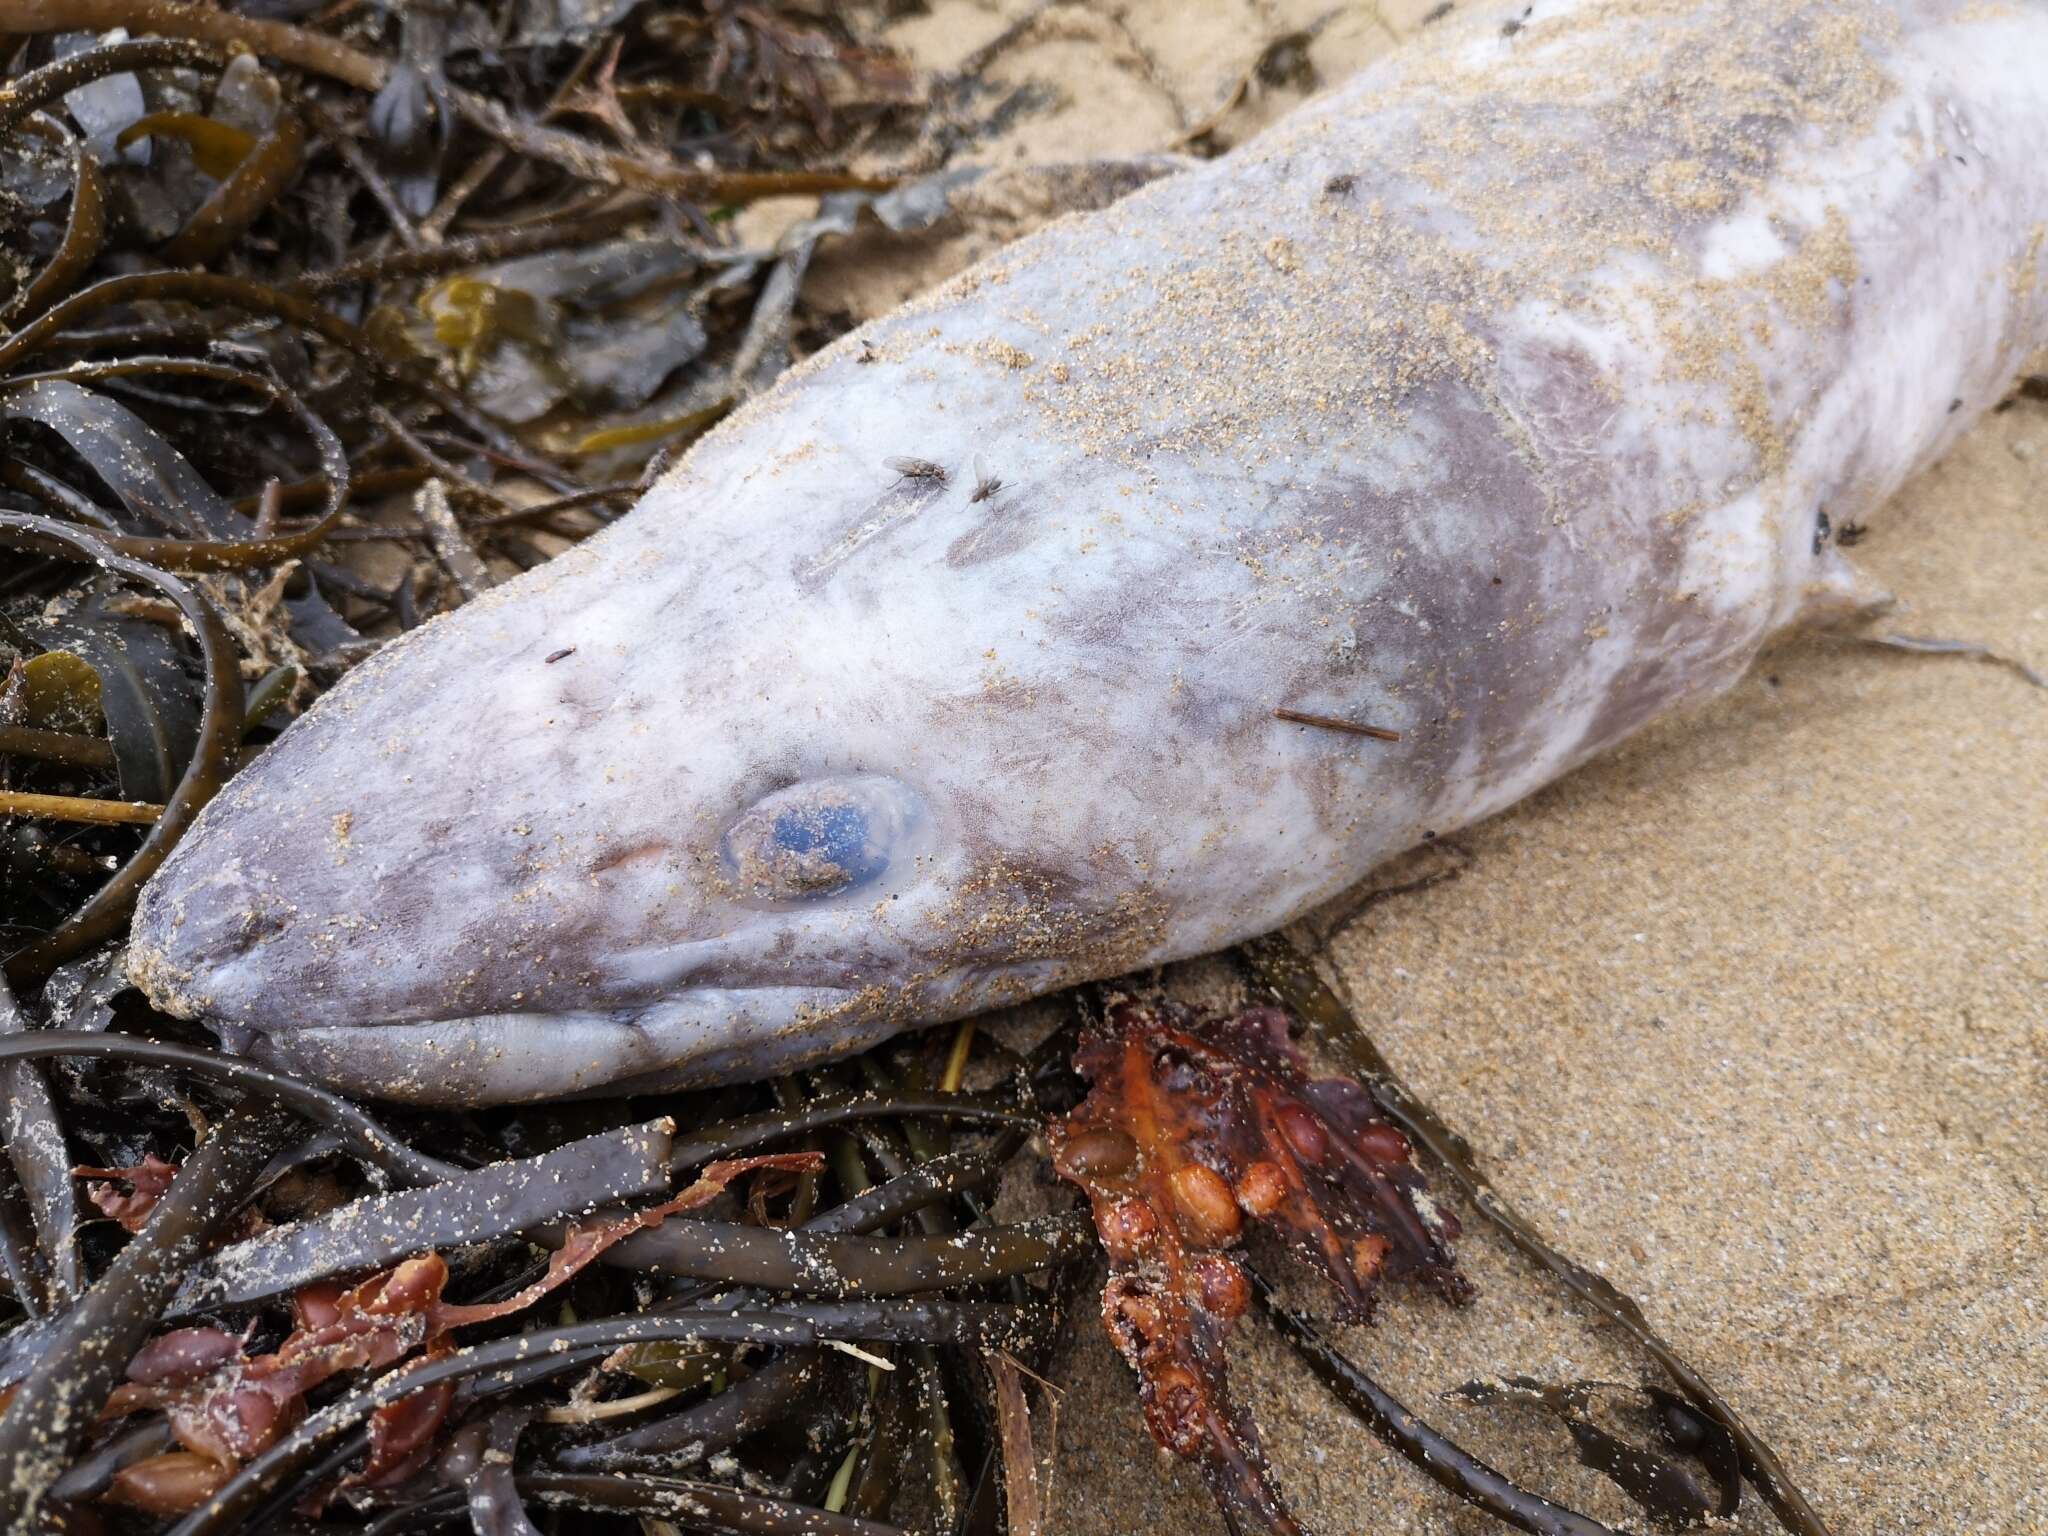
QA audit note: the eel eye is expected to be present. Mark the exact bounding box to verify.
[720,774,924,903]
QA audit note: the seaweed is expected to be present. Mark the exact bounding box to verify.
[1051,992,1469,1534]
[1448,1376,1734,1529]
[1254,1269,1635,1536]
[168,1118,682,1311]
[1242,934,1834,1536]
[602,1209,1093,1293]
[0,1030,458,1187]
[171,1299,1040,1533]
[0,972,82,1307]
[0,1099,297,1528]
[0,514,246,980]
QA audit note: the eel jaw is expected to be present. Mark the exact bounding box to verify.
[207,985,871,1106]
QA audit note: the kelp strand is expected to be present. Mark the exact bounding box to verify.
[1241,934,1833,1536]
[0,514,244,980]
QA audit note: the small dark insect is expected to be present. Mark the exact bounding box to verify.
[856,337,878,364]
[1837,521,1867,547]
[1502,5,1533,36]
[1274,707,1402,742]
[1812,508,1832,554]
[545,648,576,664]
[1324,173,1357,196]
[970,455,1004,503]
[885,456,947,482]
[1423,1,1455,21]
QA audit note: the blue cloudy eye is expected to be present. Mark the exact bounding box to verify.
[721,774,924,904]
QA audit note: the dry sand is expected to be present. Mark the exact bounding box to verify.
[823,3,2047,1532]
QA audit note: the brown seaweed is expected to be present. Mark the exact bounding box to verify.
[1254,1269,1635,1536]
[167,1119,680,1312]
[1242,934,1834,1536]
[1449,1376,1732,1529]
[0,1100,296,1529]
[0,514,245,981]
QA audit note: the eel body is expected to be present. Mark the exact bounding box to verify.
[131,0,2048,1102]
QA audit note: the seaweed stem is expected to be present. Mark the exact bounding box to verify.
[605,1211,1093,1293]
[0,1032,457,1186]
[0,0,383,90]
[167,1301,1035,1534]
[0,726,117,771]
[0,36,220,136]
[1,118,105,326]
[0,973,83,1309]
[665,1092,1037,1175]
[1250,1266,1634,1536]
[291,203,653,293]
[0,789,160,826]
[559,1150,1003,1471]
[0,513,245,981]
[365,1471,906,1535]
[1241,934,1835,1536]
[559,1350,825,1470]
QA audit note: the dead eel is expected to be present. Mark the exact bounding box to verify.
[130,0,2048,1102]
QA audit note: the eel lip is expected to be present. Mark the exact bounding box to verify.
[203,986,865,1106]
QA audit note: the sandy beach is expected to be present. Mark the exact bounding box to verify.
[832,3,2048,1531]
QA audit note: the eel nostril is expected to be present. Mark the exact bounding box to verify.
[720,774,924,905]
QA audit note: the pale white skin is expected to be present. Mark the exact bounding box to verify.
[131,0,2048,1103]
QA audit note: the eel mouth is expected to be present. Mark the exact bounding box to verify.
[214,985,867,1106]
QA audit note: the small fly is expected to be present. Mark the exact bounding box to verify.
[969,455,1004,503]
[885,456,948,483]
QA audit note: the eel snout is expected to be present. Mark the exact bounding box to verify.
[126,577,965,1104]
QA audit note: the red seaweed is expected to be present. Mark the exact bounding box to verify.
[1051,994,1470,1534]
[97,1152,824,1515]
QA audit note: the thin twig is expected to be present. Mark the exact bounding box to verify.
[1274,707,1402,741]
[293,203,653,292]
[540,1385,683,1425]
[304,95,420,250]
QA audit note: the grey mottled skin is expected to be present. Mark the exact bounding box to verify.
[131,0,2048,1102]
